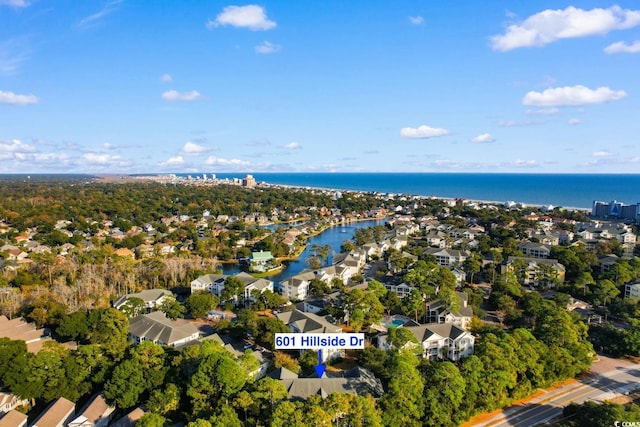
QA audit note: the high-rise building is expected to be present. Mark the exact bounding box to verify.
[242,174,256,188]
[592,200,640,222]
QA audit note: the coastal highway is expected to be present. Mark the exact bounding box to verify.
[475,356,640,427]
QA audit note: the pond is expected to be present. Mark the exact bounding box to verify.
[221,219,385,284]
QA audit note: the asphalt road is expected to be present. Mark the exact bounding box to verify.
[475,357,640,427]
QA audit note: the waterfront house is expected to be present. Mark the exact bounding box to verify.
[249,250,274,272]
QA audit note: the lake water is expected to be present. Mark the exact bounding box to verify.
[221,219,384,285]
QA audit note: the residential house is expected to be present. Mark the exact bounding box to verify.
[424,291,473,330]
[32,397,75,427]
[502,256,566,287]
[517,241,552,259]
[423,248,469,267]
[303,291,343,316]
[382,280,413,298]
[625,283,640,299]
[269,366,384,401]
[135,244,154,259]
[113,248,135,260]
[0,315,50,353]
[201,334,269,379]
[128,311,200,348]
[424,230,447,248]
[190,272,273,303]
[112,289,174,311]
[0,410,27,427]
[233,272,274,302]
[379,324,475,361]
[190,273,226,295]
[279,270,317,301]
[275,310,342,362]
[0,391,29,415]
[67,393,115,427]
[599,254,620,273]
[109,408,146,427]
[249,251,274,272]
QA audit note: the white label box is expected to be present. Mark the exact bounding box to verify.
[274,333,365,350]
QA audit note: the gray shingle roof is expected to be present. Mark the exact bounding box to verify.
[128,311,199,346]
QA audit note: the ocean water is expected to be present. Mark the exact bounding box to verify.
[210,173,640,210]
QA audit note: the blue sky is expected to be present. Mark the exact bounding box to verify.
[1,1,639,174]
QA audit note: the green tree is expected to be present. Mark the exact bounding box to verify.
[421,361,466,427]
[188,353,247,417]
[105,359,145,408]
[136,413,167,427]
[186,291,219,319]
[158,296,185,320]
[56,311,89,342]
[120,297,146,318]
[379,352,424,427]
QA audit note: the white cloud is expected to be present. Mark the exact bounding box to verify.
[568,118,581,125]
[0,89,39,105]
[400,125,450,139]
[160,155,185,166]
[409,16,424,25]
[604,40,640,53]
[512,158,538,167]
[283,141,301,150]
[181,141,210,155]
[160,73,173,82]
[255,41,281,54]
[496,119,539,127]
[522,85,626,107]
[77,0,123,29]
[525,107,561,116]
[207,5,276,31]
[161,90,203,101]
[471,133,495,143]
[491,6,640,51]
[0,139,35,153]
[83,153,124,164]
[0,0,28,7]
[204,156,250,167]
[593,150,612,157]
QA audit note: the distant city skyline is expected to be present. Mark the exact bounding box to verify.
[1,1,639,173]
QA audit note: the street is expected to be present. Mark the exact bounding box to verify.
[474,355,640,427]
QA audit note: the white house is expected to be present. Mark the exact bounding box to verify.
[379,324,475,361]
[625,283,640,299]
[112,289,173,311]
